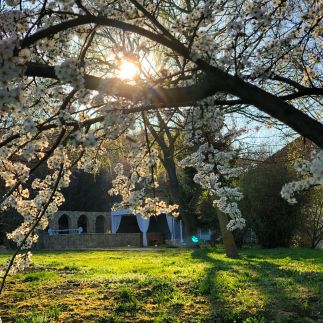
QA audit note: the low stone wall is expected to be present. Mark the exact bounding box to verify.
[37,233,142,250]
[50,211,111,233]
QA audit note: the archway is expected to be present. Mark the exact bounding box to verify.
[95,215,105,233]
[117,215,141,233]
[58,214,69,234]
[77,214,88,233]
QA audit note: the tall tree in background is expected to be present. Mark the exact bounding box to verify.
[240,139,323,248]
[142,113,239,256]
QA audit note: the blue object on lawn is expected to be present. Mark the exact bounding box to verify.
[191,235,199,243]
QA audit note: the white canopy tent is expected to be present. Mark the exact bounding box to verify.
[111,210,183,246]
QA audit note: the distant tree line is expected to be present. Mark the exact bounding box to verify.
[239,140,323,248]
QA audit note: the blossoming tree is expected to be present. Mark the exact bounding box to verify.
[0,0,322,291]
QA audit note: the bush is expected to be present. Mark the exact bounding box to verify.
[240,162,300,248]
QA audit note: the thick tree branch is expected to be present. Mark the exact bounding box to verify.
[20,15,323,148]
[25,62,224,105]
[25,62,323,148]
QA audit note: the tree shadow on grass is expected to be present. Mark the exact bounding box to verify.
[242,247,323,264]
[191,247,323,322]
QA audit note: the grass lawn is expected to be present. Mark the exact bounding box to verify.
[0,247,322,322]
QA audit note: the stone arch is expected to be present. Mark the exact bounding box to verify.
[77,214,88,233]
[95,215,105,233]
[58,214,69,234]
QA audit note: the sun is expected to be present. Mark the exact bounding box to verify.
[117,61,139,80]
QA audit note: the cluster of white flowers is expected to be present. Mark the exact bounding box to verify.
[0,38,31,115]
[109,147,178,218]
[23,117,37,134]
[309,151,323,183]
[0,39,16,63]
[84,133,99,148]
[168,0,321,84]
[247,3,271,26]
[5,166,69,250]
[46,147,72,172]
[4,0,20,7]
[0,160,30,188]
[7,222,40,250]
[0,139,72,258]
[55,60,85,89]
[2,252,32,277]
[281,150,323,204]
[0,10,24,36]
[180,98,245,231]
[102,104,136,139]
[0,88,24,115]
[134,198,179,219]
[69,131,99,148]
[17,138,48,161]
[57,0,75,8]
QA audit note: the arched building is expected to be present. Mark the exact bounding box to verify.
[37,211,142,250]
[50,211,111,234]
[37,210,188,250]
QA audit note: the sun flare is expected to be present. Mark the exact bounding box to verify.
[117,61,139,80]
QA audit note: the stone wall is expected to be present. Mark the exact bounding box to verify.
[50,211,112,233]
[37,232,142,250]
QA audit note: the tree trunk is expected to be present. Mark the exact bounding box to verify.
[163,154,197,237]
[217,211,240,258]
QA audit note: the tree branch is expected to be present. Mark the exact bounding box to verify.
[20,15,323,148]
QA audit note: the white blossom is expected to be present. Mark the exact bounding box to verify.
[281,150,323,204]
[55,60,85,89]
[180,98,245,231]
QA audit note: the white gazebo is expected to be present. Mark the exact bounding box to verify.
[111,209,183,246]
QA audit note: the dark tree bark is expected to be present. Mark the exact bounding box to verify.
[217,211,240,258]
[162,153,197,237]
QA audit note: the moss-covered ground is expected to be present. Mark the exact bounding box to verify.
[0,247,322,322]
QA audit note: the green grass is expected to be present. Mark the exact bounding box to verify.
[0,247,322,322]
